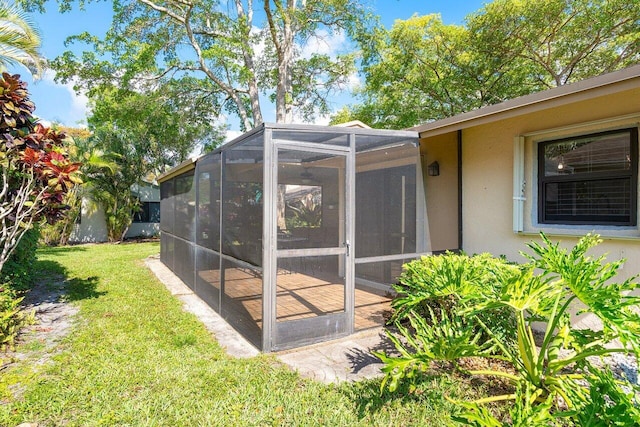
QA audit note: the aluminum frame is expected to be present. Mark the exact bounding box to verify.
[159,123,428,352]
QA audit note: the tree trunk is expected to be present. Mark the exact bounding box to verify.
[236,0,264,127]
[265,0,294,124]
[277,184,287,230]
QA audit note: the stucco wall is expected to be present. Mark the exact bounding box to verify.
[456,87,640,282]
[69,199,109,243]
[69,183,161,243]
[420,132,459,252]
[132,183,160,202]
[126,222,160,238]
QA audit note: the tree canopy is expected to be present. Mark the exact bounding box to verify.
[22,0,374,130]
[87,79,227,174]
[69,80,227,242]
[336,0,640,129]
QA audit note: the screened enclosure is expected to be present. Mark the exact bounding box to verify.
[159,123,429,351]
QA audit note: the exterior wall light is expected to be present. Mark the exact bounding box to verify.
[427,161,440,176]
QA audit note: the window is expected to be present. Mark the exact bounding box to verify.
[538,128,638,226]
[133,201,161,223]
[283,184,322,229]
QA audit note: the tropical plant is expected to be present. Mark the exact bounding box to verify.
[0,70,74,353]
[378,234,640,425]
[79,128,141,242]
[0,72,81,272]
[0,1,43,77]
[38,181,81,246]
[0,226,37,353]
[376,253,519,392]
[0,72,79,353]
[285,192,322,228]
[0,285,34,351]
[38,126,122,246]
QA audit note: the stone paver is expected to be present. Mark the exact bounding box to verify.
[145,255,392,383]
[276,330,390,383]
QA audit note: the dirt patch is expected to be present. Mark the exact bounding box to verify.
[1,273,78,371]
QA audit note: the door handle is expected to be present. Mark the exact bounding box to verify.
[344,240,350,256]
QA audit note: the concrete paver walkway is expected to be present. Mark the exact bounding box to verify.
[145,255,392,383]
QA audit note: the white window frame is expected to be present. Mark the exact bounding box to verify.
[514,113,640,239]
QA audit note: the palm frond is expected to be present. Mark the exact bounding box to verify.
[0,1,43,77]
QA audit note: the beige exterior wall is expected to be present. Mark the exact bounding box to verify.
[420,133,459,252]
[423,86,640,283]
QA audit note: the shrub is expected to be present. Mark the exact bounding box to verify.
[39,189,80,246]
[1,226,39,291]
[392,252,519,347]
[0,286,34,351]
[0,226,38,353]
[377,234,640,425]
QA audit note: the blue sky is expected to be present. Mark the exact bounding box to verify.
[20,0,486,132]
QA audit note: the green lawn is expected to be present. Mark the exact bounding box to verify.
[0,242,477,426]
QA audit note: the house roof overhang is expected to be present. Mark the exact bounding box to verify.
[411,64,640,139]
[157,157,198,183]
[333,120,372,129]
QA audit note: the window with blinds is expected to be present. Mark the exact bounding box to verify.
[538,128,638,225]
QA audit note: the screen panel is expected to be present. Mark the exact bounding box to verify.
[195,247,221,312]
[221,257,263,349]
[160,179,175,233]
[196,153,222,251]
[276,255,344,322]
[276,148,344,250]
[272,129,349,147]
[355,164,417,258]
[222,139,264,266]
[174,172,197,241]
[160,232,174,271]
[173,237,195,289]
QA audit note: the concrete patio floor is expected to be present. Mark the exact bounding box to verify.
[145,255,394,383]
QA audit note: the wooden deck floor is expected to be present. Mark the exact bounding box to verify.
[199,267,391,331]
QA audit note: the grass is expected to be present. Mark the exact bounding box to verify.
[0,242,480,426]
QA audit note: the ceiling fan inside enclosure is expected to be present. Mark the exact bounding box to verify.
[300,167,315,184]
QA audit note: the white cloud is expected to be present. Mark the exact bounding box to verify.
[312,113,331,126]
[301,29,347,59]
[42,69,90,126]
[344,71,361,91]
[225,130,243,142]
[38,118,52,128]
[250,26,267,59]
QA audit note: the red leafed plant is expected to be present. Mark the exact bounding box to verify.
[0,72,82,273]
